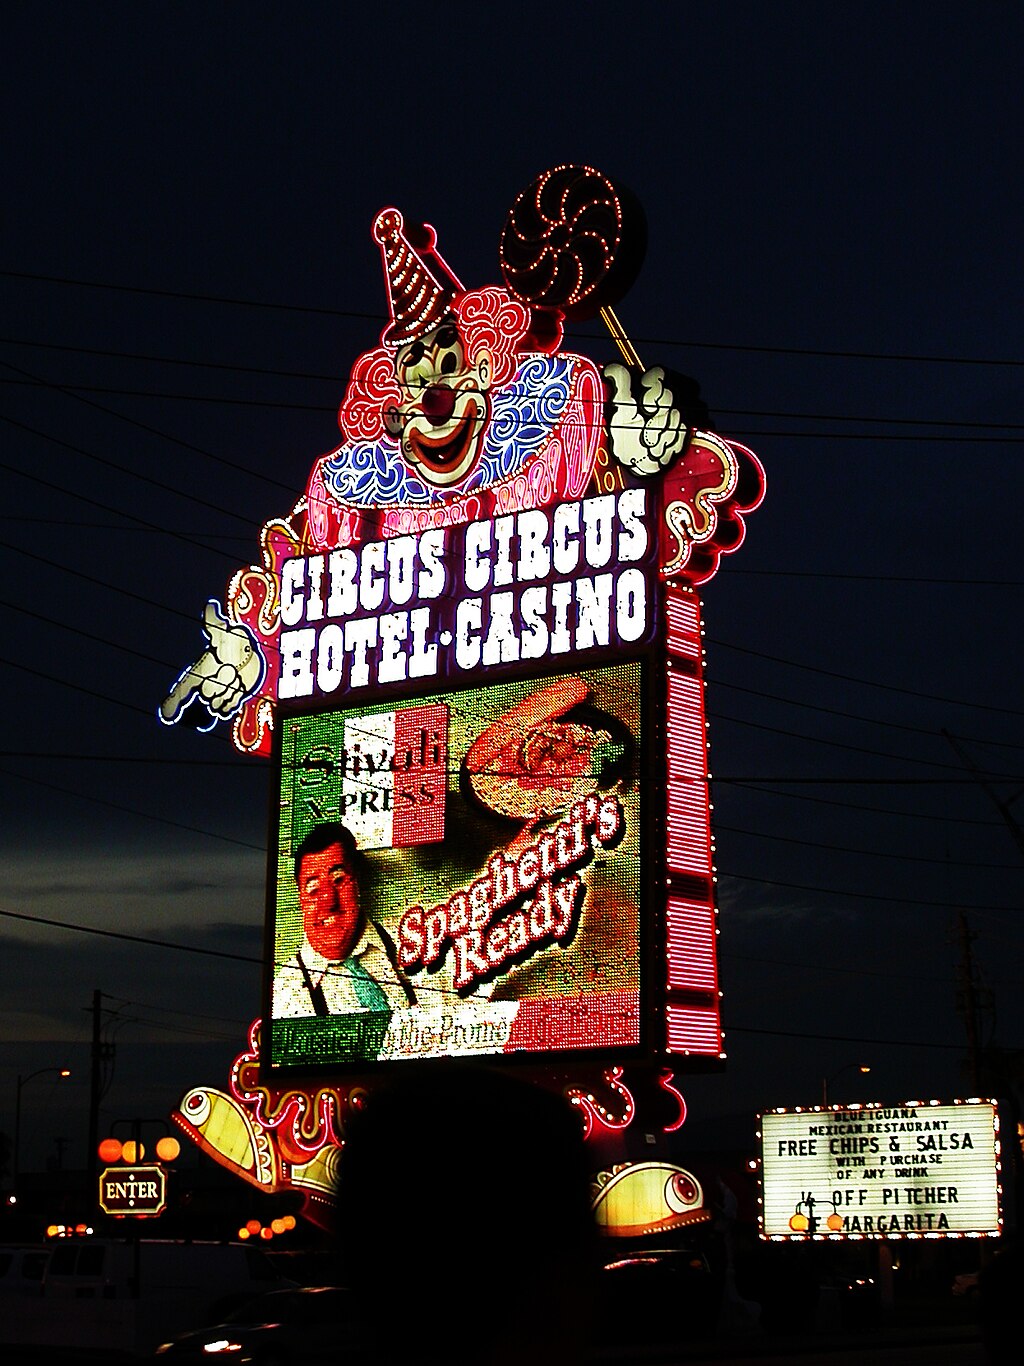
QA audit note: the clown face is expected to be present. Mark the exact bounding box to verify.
[384,321,492,488]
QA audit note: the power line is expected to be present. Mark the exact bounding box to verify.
[0,357,297,496]
[0,377,318,414]
[0,450,241,563]
[3,746,1017,917]
[2,583,1020,824]
[722,779,1001,828]
[725,568,1024,586]
[0,538,209,631]
[0,906,1002,1054]
[722,870,1019,915]
[3,594,1020,859]
[0,334,344,384]
[718,776,1024,786]
[722,950,949,985]
[4,615,1011,780]
[0,905,538,1010]
[2,454,1015,761]
[6,374,1024,444]
[0,762,266,853]
[724,1024,967,1052]
[714,680,1024,754]
[113,1013,245,1043]
[6,337,1024,436]
[1,415,259,529]
[0,269,369,320]
[0,656,154,718]
[0,751,254,768]
[710,707,1015,774]
[0,336,1006,431]
[2,376,331,415]
[3,389,1018,745]
[3,598,179,672]
[0,906,261,963]
[0,515,253,544]
[709,637,1024,719]
[715,822,1020,871]
[101,1010,244,1042]
[1,519,1013,734]
[0,530,1017,764]
[125,1000,254,1027]
[1,744,1019,808]
[2,519,1020,584]
[4,268,1024,368]
[713,406,1024,433]
[0,746,1017,792]
[3,507,1019,587]
[723,431,1022,443]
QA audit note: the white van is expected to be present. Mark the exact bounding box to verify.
[1,1239,295,1353]
[42,1237,289,1313]
[0,1245,49,1297]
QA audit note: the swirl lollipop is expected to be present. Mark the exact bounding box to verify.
[499,163,647,365]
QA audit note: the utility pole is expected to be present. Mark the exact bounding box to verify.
[956,910,982,1091]
[942,729,1024,861]
[942,731,1022,1094]
[86,992,124,1207]
[87,989,102,1203]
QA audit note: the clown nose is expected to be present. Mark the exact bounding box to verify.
[422,384,458,426]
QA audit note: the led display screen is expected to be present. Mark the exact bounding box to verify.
[267,660,644,1071]
[759,1102,1001,1239]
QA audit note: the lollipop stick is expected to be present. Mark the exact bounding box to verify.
[599,304,644,369]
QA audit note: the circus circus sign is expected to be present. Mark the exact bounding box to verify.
[163,165,764,1104]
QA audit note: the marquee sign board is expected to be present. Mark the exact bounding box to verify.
[758,1101,1002,1240]
[159,164,765,1083]
[98,1163,168,1218]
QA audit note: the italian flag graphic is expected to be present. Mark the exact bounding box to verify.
[340,702,448,850]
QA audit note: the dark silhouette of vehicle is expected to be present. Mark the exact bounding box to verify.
[598,1244,721,1344]
[154,1285,368,1365]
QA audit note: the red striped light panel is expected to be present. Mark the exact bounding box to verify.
[666,673,712,877]
[667,1004,723,1054]
[666,897,718,993]
[663,586,722,1057]
[665,594,702,661]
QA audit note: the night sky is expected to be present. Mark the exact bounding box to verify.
[3,4,1022,1169]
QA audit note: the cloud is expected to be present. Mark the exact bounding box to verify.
[717,875,866,929]
[1,848,266,943]
[0,911,265,1149]
[0,838,269,1170]
[12,877,238,898]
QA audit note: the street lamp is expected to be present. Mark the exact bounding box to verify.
[14,1067,71,1187]
[822,1063,870,1107]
